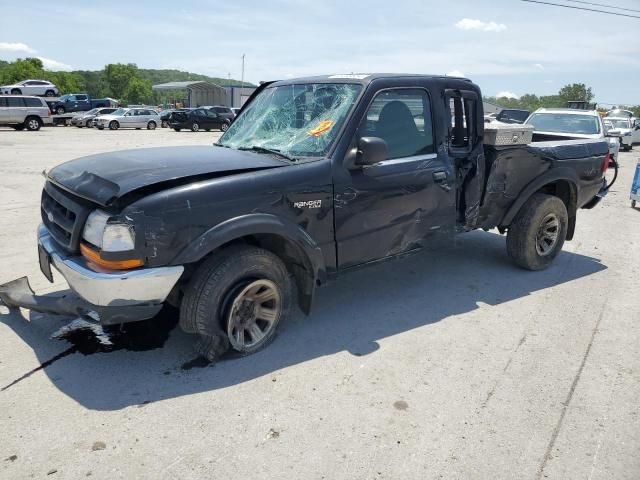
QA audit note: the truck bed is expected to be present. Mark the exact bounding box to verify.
[477,138,608,229]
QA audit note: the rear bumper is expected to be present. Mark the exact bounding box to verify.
[582,180,608,209]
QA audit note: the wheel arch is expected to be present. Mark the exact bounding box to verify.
[171,214,327,314]
[500,169,579,240]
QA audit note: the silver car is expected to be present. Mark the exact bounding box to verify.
[525,108,620,163]
[71,107,118,128]
[0,79,59,97]
[94,108,160,130]
[0,95,53,131]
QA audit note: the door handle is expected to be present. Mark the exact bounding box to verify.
[433,171,451,191]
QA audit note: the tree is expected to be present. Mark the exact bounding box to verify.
[0,57,44,84]
[558,83,593,103]
[103,63,140,99]
[122,77,152,105]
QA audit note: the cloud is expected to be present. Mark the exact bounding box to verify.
[496,91,519,99]
[534,63,544,70]
[0,42,36,53]
[37,56,72,71]
[447,70,466,77]
[455,18,506,32]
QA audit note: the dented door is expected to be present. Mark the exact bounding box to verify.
[334,87,457,269]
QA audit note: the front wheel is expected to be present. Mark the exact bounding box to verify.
[85,120,93,128]
[174,127,181,132]
[180,246,292,360]
[109,120,119,130]
[191,122,200,132]
[10,88,21,95]
[45,90,56,97]
[506,193,568,270]
[55,106,65,115]
[220,122,229,132]
[147,121,156,130]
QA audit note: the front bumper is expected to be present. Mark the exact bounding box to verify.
[38,225,183,308]
[0,226,184,325]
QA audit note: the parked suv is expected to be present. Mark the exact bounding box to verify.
[0,79,59,97]
[94,108,160,130]
[0,95,52,131]
[169,108,231,132]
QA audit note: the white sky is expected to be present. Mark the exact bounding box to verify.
[2,0,639,104]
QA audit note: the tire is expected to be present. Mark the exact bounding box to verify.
[55,106,65,115]
[45,90,56,97]
[632,200,637,208]
[24,116,42,131]
[10,88,21,95]
[180,245,293,360]
[147,121,156,130]
[161,120,168,128]
[12,125,25,131]
[506,193,568,271]
[85,120,93,128]
[205,128,211,132]
[109,120,119,130]
[174,127,181,132]
[191,122,200,132]
[220,122,229,132]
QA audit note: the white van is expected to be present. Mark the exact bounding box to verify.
[0,95,53,131]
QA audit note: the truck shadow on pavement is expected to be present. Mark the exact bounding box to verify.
[0,230,607,410]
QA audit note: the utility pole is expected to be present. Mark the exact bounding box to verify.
[241,54,245,87]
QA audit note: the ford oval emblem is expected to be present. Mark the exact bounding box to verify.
[47,212,54,223]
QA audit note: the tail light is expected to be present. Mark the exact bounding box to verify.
[601,152,610,176]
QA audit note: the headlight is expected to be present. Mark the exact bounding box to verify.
[82,210,135,251]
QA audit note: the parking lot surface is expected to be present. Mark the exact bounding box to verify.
[1,127,639,479]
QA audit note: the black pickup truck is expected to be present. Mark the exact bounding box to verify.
[0,74,610,360]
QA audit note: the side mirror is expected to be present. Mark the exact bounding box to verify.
[357,137,387,166]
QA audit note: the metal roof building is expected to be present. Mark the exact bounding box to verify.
[152,81,227,107]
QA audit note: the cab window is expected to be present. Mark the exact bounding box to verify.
[360,89,434,160]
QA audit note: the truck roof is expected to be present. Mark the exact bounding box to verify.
[271,73,473,86]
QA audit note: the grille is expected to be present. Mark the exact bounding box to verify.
[41,182,91,252]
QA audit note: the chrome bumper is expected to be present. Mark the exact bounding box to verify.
[38,225,184,308]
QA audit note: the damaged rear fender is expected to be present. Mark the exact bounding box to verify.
[499,168,579,230]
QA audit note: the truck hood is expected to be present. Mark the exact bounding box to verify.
[47,146,288,206]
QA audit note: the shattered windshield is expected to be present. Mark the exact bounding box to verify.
[219,83,362,158]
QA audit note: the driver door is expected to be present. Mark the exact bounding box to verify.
[333,87,457,269]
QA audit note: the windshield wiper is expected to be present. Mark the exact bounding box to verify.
[238,146,297,162]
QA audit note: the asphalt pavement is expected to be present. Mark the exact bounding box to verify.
[1,126,638,479]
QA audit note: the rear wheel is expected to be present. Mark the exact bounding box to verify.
[12,125,25,131]
[10,88,21,95]
[55,106,65,115]
[25,116,42,131]
[45,90,56,97]
[180,246,292,360]
[506,193,568,270]
[191,122,200,132]
[109,120,119,130]
[174,127,181,132]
